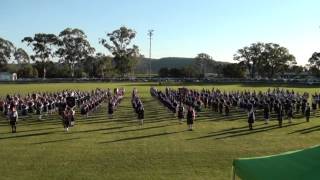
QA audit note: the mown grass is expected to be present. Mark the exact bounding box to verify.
[0,82,319,180]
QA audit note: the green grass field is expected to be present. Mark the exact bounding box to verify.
[0,82,320,180]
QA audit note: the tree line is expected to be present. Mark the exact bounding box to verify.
[0,26,139,79]
[1,27,320,79]
[160,42,319,79]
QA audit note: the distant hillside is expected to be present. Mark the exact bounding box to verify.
[134,57,195,73]
[152,57,195,72]
[135,57,229,74]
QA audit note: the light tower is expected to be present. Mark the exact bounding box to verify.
[148,29,154,80]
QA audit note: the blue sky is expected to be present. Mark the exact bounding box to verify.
[1,0,320,65]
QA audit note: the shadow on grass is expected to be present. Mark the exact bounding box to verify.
[102,124,174,135]
[33,137,80,145]
[0,126,61,135]
[0,132,54,140]
[207,124,263,134]
[188,122,305,140]
[289,125,320,134]
[99,130,186,144]
[73,126,130,134]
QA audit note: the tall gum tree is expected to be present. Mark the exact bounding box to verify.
[22,33,59,79]
[0,37,16,71]
[100,26,139,77]
[56,28,95,77]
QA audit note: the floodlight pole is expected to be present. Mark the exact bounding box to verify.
[148,30,154,80]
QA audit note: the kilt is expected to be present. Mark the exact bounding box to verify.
[248,115,255,123]
[108,107,114,114]
[178,112,184,119]
[36,109,42,115]
[187,117,193,125]
[63,118,71,128]
[10,117,17,125]
[138,112,144,119]
[21,109,28,116]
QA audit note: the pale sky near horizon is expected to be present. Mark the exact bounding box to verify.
[1,0,320,65]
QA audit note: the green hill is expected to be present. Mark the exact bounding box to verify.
[135,57,195,73]
[135,57,230,74]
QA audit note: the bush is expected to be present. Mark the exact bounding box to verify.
[17,64,37,78]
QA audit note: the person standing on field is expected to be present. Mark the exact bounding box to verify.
[277,105,284,128]
[263,102,270,124]
[248,106,255,130]
[305,103,311,122]
[287,105,293,123]
[187,106,195,131]
[177,103,185,124]
[9,105,18,133]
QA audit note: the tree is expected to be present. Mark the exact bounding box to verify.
[56,28,95,77]
[14,48,29,64]
[169,68,183,77]
[289,65,305,75]
[96,55,114,78]
[159,67,169,77]
[0,37,15,71]
[83,53,114,78]
[195,53,212,76]
[17,64,37,78]
[222,63,245,78]
[100,26,139,77]
[182,65,201,78]
[22,33,59,79]
[308,66,320,77]
[234,42,296,78]
[308,52,320,70]
[260,43,296,78]
[234,42,264,79]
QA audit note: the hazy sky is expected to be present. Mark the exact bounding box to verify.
[1,0,320,65]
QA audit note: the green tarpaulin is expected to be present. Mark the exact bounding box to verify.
[232,145,320,180]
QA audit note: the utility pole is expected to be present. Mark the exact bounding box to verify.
[148,30,154,80]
